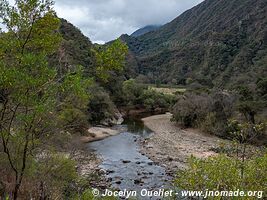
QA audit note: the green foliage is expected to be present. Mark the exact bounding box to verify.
[0,0,91,198]
[141,89,175,111]
[227,120,266,144]
[58,107,89,134]
[201,112,218,134]
[257,78,267,98]
[121,79,175,111]
[95,39,128,81]
[35,152,78,199]
[235,85,265,124]
[52,18,95,73]
[122,79,146,106]
[175,153,267,199]
[87,85,116,124]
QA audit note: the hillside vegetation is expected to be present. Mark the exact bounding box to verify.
[121,0,267,88]
[131,25,161,37]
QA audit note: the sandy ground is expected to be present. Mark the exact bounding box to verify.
[140,113,228,174]
[81,127,120,143]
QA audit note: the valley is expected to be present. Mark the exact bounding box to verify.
[0,0,266,199]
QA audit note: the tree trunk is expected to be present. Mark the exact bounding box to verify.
[13,183,20,200]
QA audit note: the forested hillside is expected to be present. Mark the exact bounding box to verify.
[49,19,95,76]
[121,0,267,88]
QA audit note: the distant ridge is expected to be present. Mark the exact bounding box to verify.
[131,25,161,37]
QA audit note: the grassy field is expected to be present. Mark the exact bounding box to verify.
[147,85,186,95]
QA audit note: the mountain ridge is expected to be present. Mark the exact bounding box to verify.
[131,25,161,37]
[121,0,267,87]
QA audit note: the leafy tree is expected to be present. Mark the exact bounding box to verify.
[95,39,128,81]
[87,85,116,124]
[34,153,78,199]
[0,0,90,198]
[122,79,145,106]
[141,89,175,111]
[227,120,266,177]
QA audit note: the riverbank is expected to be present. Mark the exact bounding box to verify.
[140,113,228,174]
[81,127,120,143]
[70,138,111,189]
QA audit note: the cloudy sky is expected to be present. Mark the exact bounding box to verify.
[3,0,203,44]
[55,0,203,44]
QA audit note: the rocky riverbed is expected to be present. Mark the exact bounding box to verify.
[86,118,172,199]
[140,113,229,173]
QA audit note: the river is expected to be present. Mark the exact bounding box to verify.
[87,116,172,199]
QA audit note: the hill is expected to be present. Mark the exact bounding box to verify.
[49,19,96,75]
[121,0,267,88]
[131,25,161,37]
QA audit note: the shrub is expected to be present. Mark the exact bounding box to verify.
[172,93,211,127]
[87,85,116,123]
[175,153,267,199]
[122,79,176,111]
[0,151,79,199]
[172,91,236,137]
[122,79,146,106]
[141,89,176,111]
[59,107,89,134]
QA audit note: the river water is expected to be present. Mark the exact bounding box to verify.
[88,117,172,199]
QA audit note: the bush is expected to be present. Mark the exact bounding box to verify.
[122,79,146,106]
[122,79,176,111]
[87,85,116,123]
[172,93,211,127]
[0,151,79,199]
[141,89,176,111]
[172,91,236,137]
[175,153,267,199]
[201,112,218,134]
[59,107,89,134]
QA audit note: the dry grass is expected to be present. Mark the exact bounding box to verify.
[149,86,186,95]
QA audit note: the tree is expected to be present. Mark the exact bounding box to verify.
[256,78,267,97]
[87,85,116,124]
[122,79,145,106]
[94,39,128,81]
[236,85,263,124]
[0,0,90,198]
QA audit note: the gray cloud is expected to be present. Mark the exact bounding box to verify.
[8,0,203,43]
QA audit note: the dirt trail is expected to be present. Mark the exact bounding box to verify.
[140,113,228,173]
